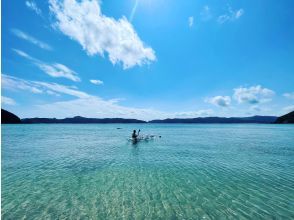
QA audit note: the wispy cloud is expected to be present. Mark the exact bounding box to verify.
[129,0,139,22]
[2,74,215,120]
[2,96,17,105]
[200,5,212,21]
[49,0,155,69]
[198,4,243,25]
[217,5,244,24]
[33,97,161,120]
[233,85,275,104]
[2,74,87,98]
[188,16,194,27]
[13,49,80,82]
[90,79,103,85]
[206,96,231,107]
[283,92,294,99]
[37,63,80,82]
[2,74,43,94]
[11,29,52,51]
[35,82,90,98]
[13,49,35,60]
[25,1,42,16]
[33,98,214,121]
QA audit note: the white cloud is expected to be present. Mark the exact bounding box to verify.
[49,0,156,69]
[283,92,294,99]
[13,49,80,82]
[2,96,17,105]
[235,9,244,19]
[233,85,275,104]
[217,6,244,24]
[90,79,103,85]
[200,5,212,21]
[188,16,194,27]
[11,29,52,51]
[25,1,42,16]
[37,63,80,82]
[206,96,231,107]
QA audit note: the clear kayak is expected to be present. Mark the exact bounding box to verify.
[128,134,161,142]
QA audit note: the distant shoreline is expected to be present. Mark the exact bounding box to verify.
[5,122,293,125]
[2,109,294,124]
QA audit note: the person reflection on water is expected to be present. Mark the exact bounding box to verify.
[132,129,140,142]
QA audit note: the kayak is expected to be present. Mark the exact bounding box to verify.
[128,134,161,142]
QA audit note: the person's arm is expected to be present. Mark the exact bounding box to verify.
[138,129,140,136]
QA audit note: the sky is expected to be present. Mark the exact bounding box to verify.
[2,0,294,120]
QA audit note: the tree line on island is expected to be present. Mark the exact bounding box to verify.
[1,109,294,124]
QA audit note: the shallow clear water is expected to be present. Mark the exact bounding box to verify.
[2,124,294,219]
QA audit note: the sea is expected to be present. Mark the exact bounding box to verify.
[2,124,294,219]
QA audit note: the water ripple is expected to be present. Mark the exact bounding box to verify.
[2,124,294,219]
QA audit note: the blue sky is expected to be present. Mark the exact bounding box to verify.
[2,0,294,120]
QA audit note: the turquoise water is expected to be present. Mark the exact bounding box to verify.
[2,124,294,219]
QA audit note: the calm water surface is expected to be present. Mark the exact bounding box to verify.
[2,124,294,219]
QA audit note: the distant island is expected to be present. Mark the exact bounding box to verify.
[18,116,278,124]
[149,116,278,124]
[21,116,146,124]
[2,108,293,124]
[1,109,294,124]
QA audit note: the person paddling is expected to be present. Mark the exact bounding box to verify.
[132,129,140,140]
